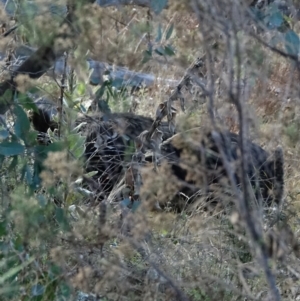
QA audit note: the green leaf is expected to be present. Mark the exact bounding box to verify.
[20,163,27,182]
[270,33,282,48]
[0,221,7,237]
[0,241,9,253]
[27,87,41,95]
[13,105,30,142]
[57,282,71,298]
[55,208,70,231]
[35,142,65,155]
[31,284,45,296]
[24,164,33,185]
[0,256,35,285]
[268,11,283,29]
[80,104,87,113]
[121,198,141,213]
[131,200,141,212]
[106,91,110,103]
[142,49,152,64]
[36,194,48,207]
[154,46,165,56]
[0,154,4,169]
[20,1,39,18]
[0,128,9,140]
[32,170,42,189]
[164,45,176,56]
[121,198,131,208]
[156,23,163,42]
[48,264,62,280]
[13,234,24,252]
[97,99,111,114]
[165,23,174,40]
[89,68,102,85]
[8,156,18,172]
[0,90,13,106]
[151,0,168,15]
[285,29,300,57]
[43,279,58,301]
[264,5,284,29]
[0,142,25,156]
[17,93,39,112]
[95,83,106,99]
[25,131,38,147]
[84,170,98,178]
[106,83,114,97]
[10,132,19,143]
[76,82,86,96]
[32,142,65,188]
[67,133,85,159]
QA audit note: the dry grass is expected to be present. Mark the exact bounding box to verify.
[2,1,300,300]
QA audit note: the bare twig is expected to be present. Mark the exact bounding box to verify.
[97,0,169,9]
[226,27,280,301]
[58,52,68,138]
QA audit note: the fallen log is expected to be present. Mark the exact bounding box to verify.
[0,45,178,87]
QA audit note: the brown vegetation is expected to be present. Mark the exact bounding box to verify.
[2,0,300,301]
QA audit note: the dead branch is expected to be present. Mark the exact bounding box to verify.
[226,26,280,301]
[0,45,178,90]
[145,56,207,142]
[97,0,169,9]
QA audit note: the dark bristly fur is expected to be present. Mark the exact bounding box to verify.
[29,99,284,211]
[80,112,172,195]
[28,98,59,133]
[273,146,284,205]
[74,112,172,141]
[29,99,172,141]
[156,129,284,212]
[28,100,173,196]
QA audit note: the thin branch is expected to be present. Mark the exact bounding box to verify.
[97,0,169,9]
[228,27,280,301]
